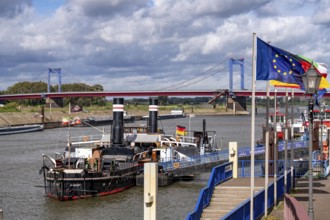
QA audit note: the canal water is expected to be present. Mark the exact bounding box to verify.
[0,113,267,220]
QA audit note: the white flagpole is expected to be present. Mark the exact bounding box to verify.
[290,89,294,189]
[264,81,270,217]
[274,87,278,206]
[284,88,289,193]
[250,32,257,220]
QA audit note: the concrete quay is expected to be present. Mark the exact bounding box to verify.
[267,177,330,220]
[200,176,330,219]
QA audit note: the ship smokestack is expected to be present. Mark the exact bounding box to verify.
[203,119,208,144]
[112,98,124,147]
[148,97,158,133]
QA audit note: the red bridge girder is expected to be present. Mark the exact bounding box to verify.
[0,90,328,100]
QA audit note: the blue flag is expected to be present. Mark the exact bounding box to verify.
[315,88,327,106]
[257,38,306,88]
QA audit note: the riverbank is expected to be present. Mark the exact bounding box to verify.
[0,107,248,126]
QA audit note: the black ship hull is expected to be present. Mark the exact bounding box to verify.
[43,165,141,201]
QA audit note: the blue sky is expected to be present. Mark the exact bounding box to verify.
[32,0,65,15]
[0,0,330,92]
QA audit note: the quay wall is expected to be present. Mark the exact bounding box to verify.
[0,109,248,127]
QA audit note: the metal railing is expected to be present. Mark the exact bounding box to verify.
[160,140,309,172]
[186,162,233,220]
[159,151,228,171]
[186,157,329,219]
[221,170,292,220]
[238,158,329,178]
[284,193,310,220]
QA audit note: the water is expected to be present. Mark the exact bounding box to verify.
[0,114,266,220]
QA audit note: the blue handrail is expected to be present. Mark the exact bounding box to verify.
[221,170,292,220]
[186,161,233,220]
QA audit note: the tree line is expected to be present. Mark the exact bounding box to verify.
[1,81,106,106]
[0,81,229,107]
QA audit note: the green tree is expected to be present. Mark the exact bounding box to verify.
[158,96,168,105]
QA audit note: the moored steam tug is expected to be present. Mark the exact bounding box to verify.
[41,98,142,201]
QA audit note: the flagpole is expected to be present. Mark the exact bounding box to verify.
[291,88,294,189]
[284,88,289,193]
[274,86,278,206]
[250,32,257,220]
[264,81,270,218]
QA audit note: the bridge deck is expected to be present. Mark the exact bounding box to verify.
[0,90,318,100]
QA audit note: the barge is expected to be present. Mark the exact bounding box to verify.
[0,124,44,135]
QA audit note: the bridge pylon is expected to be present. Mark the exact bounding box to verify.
[228,58,244,91]
[47,68,63,108]
[228,58,246,112]
[48,68,62,93]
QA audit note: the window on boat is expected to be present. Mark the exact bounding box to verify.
[270,115,285,123]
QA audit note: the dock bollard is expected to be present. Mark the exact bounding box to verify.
[0,209,3,220]
[144,163,158,220]
[229,142,238,178]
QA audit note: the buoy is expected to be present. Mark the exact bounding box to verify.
[173,162,180,169]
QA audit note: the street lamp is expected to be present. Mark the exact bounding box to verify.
[320,104,325,160]
[301,64,322,220]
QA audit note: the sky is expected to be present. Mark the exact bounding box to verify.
[1,0,330,93]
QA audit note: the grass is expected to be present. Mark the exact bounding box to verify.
[0,103,20,112]
[0,103,230,115]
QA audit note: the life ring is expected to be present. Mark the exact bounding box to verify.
[173,162,180,169]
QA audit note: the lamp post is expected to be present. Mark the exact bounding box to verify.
[301,64,322,220]
[320,104,325,161]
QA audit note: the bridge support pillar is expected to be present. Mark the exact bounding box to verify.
[227,96,247,112]
[229,142,238,178]
[46,97,63,108]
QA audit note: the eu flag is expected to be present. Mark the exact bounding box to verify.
[257,38,305,88]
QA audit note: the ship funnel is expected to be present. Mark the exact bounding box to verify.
[203,119,208,144]
[148,97,158,133]
[112,98,124,147]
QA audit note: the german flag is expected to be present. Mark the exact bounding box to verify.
[176,125,186,136]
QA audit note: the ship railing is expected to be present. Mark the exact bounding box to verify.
[160,140,197,147]
[70,134,104,143]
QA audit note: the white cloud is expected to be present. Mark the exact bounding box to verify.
[0,0,330,92]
